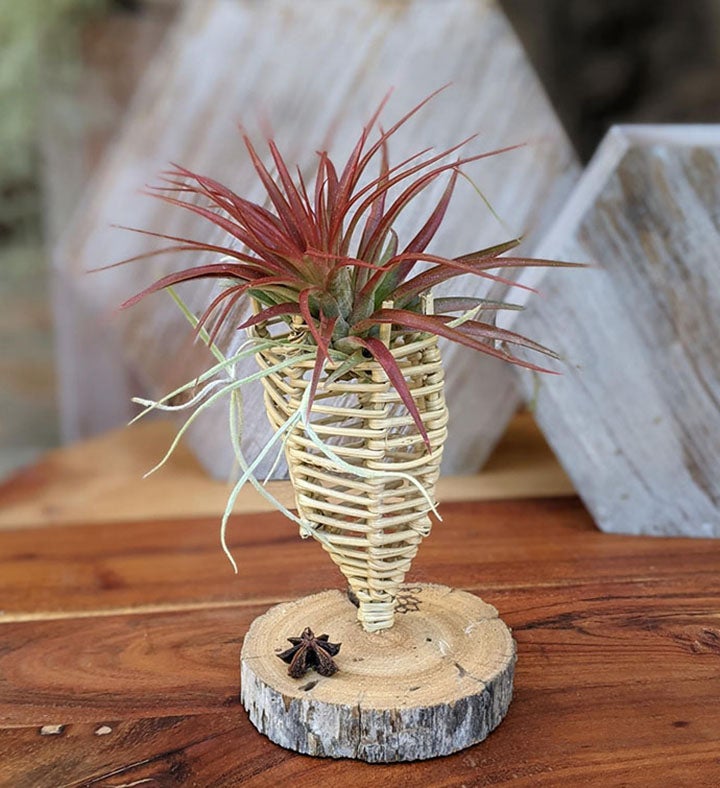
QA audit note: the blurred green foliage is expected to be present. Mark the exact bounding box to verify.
[0,0,105,230]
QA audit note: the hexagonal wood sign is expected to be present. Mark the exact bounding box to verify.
[510,125,720,536]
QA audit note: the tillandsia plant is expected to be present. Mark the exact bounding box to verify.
[116,89,580,631]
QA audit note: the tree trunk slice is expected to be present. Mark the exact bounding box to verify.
[240,583,516,762]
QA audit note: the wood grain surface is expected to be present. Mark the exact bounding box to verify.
[1,482,719,784]
[509,125,720,537]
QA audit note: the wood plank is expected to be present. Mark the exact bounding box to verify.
[1,708,717,787]
[2,452,718,780]
[1,579,719,782]
[53,0,578,479]
[1,712,263,788]
[2,587,718,716]
[0,606,257,723]
[1,496,719,783]
[0,412,574,531]
[3,499,720,620]
[508,125,720,537]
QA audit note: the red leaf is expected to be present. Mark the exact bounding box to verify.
[402,169,459,256]
[296,293,336,407]
[327,130,370,245]
[347,336,431,451]
[268,140,319,247]
[158,165,298,256]
[199,275,300,342]
[237,302,302,330]
[492,257,587,270]
[119,263,268,310]
[304,246,388,271]
[436,316,560,358]
[393,261,538,305]
[93,225,271,271]
[195,282,249,336]
[204,285,252,343]
[348,142,524,256]
[295,165,314,218]
[354,309,559,374]
[449,238,521,262]
[357,134,390,258]
[146,191,301,274]
[359,169,460,303]
[298,288,324,349]
[393,251,585,303]
[353,85,451,186]
[242,134,306,250]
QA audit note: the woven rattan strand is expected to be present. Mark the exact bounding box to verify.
[255,327,448,632]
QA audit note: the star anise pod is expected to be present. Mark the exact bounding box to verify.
[277,627,341,678]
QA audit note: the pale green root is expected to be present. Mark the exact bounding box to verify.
[128,341,272,424]
[221,389,327,572]
[447,304,483,328]
[456,169,521,244]
[262,431,289,486]
[167,287,225,364]
[131,378,227,416]
[228,390,307,530]
[137,286,440,572]
[217,385,311,569]
[141,352,315,478]
[229,393,349,552]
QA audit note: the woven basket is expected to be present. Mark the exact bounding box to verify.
[254,322,448,632]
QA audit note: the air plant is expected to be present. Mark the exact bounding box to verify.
[120,90,576,444]
[116,89,580,570]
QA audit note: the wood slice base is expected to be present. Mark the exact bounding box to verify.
[240,584,516,762]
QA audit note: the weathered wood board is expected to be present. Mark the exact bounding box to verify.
[40,1,179,443]
[507,125,720,536]
[52,0,578,480]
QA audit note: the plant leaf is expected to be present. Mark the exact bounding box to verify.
[119,263,268,310]
[237,302,302,330]
[433,297,523,313]
[354,309,559,374]
[345,335,431,450]
[437,315,561,358]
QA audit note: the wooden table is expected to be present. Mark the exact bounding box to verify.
[1,418,719,786]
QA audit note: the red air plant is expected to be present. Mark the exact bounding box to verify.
[119,90,579,449]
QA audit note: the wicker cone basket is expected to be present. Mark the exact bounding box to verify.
[254,321,448,632]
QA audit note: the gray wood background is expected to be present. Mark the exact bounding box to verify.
[52,0,578,480]
[508,125,720,537]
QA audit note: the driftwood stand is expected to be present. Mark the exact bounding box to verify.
[241,584,516,762]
